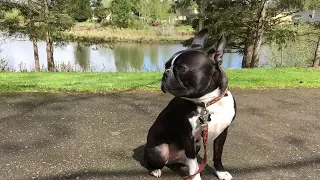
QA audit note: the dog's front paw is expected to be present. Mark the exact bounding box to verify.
[216,171,233,180]
[150,169,162,178]
[193,174,202,180]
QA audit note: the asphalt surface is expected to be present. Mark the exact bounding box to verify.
[0,89,319,180]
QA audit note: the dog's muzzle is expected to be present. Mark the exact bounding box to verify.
[161,69,173,93]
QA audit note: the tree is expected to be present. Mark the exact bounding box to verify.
[37,0,74,71]
[171,0,197,18]
[31,24,40,71]
[137,0,152,23]
[313,33,320,67]
[251,0,267,68]
[304,0,320,67]
[150,0,172,21]
[138,0,171,25]
[188,0,304,68]
[69,0,92,22]
[0,2,42,71]
[110,0,139,28]
[0,0,74,71]
[197,0,207,31]
[172,0,210,29]
[92,0,109,23]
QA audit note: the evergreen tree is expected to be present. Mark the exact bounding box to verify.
[69,0,92,22]
[92,0,108,23]
[110,0,139,28]
[0,0,74,72]
[185,0,304,68]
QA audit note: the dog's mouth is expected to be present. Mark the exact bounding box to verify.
[162,81,179,95]
[161,82,189,97]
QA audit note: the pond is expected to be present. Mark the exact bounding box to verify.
[0,39,247,72]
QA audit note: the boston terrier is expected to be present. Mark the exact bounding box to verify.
[144,29,236,180]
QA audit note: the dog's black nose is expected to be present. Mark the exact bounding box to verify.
[164,69,173,79]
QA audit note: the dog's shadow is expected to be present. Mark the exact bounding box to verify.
[132,145,216,178]
[132,145,147,168]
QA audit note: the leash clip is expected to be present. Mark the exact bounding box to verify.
[199,107,211,125]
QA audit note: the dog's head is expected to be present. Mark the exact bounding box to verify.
[161,29,228,98]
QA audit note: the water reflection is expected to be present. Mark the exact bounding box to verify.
[75,44,90,71]
[114,43,145,71]
[0,39,243,72]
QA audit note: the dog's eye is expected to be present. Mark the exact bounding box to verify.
[177,66,187,73]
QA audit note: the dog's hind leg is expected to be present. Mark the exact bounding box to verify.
[213,127,233,180]
[144,144,169,178]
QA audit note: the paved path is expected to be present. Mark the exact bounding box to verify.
[0,89,319,180]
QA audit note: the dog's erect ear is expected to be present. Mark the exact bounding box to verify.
[207,34,227,65]
[189,28,209,49]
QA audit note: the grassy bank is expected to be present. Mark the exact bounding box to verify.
[64,22,194,43]
[0,68,319,92]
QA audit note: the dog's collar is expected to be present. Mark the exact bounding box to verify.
[196,88,228,108]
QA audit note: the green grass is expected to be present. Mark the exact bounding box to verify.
[226,68,320,89]
[0,68,319,92]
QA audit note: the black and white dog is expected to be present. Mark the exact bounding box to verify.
[144,29,236,180]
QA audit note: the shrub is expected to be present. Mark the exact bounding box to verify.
[100,19,112,27]
[0,59,9,72]
[129,19,146,30]
[110,0,135,28]
[156,23,175,36]
[266,39,316,67]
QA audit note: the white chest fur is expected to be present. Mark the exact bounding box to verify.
[187,91,235,141]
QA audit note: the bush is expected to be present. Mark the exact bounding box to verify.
[110,0,137,28]
[100,19,112,27]
[0,59,11,72]
[129,19,146,30]
[265,24,318,68]
[266,39,316,67]
[156,23,175,36]
[69,0,92,22]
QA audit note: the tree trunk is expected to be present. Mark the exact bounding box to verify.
[198,0,207,31]
[242,43,254,68]
[313,36,320,67]
[43,0,55,71]
[46,31,55,72]
[32,37,40,72]
[250,0,267,68]
[242,30,254,68]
